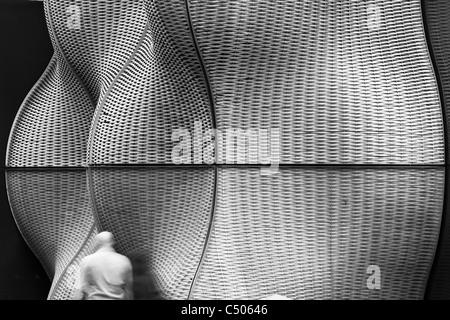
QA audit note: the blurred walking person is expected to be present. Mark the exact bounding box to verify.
[72,231,133,300]
[129,251,164,300]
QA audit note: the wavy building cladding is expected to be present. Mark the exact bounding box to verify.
[5,170,97,300]
[4,0,450,299]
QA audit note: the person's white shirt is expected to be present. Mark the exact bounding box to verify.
[72,232,133,300]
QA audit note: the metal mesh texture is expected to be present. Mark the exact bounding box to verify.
[4,0,450,300]
[88,167,215,300]
[5,170,97,300]
[427,207,450,300]
[45,0,147,103]
[86,0,213,165]
[419,0,450,300]
[11,0,444,166]
[6,55,94,167]
[424,0,450,146]
[189,0,445,164]
[6,0,447,166]
[190,167,444,300]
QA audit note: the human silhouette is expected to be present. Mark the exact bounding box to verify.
[72,231,133,300]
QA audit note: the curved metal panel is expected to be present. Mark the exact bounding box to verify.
[88,167,215,299]
[191,167,443,300]
[6,56,94,167]
[45,0,147,102]
[6,170,97,300]
[189,0,445,164]
[87,0,213,165]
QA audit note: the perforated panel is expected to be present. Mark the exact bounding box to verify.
[189,0,445,164]
[424,0,450,149]
[5,0,449,300]
[86,0,213,165]
[6,170,97,300]
[6,56,94,167]
[426,207,450,300]
[46,0,147,102]
[423,0,450,298]
[88,167,215,299]
[7,1,446,167]
[191,168,443,300]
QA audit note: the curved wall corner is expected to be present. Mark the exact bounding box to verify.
[85,0,213,165]
[88,167,215,300]
[422,0,450,299]
[6,170,97,300]
[6,56,94,167]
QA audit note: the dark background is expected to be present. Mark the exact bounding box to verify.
[0,0,52,299]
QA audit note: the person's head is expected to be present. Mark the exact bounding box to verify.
[94,231,115,251]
